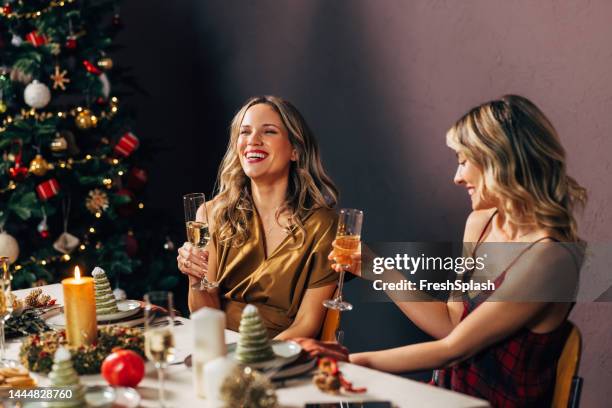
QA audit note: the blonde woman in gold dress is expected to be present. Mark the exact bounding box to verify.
[177,96,339,339]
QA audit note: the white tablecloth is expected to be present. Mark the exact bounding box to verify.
[9,284,488,407]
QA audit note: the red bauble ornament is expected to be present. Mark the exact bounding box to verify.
[2,4,12,15]
[125,232,138,257]
[8,140,27,180]
[9,163,28,181]
[36,179,60,201]
[25,31,47,47]
[38,218,50,239]
[115,189,136,217]
[101,349,145,387]
[83,60,102,75]
[65,36,77,50]
[114,132,140,157]
[127,167,148,191]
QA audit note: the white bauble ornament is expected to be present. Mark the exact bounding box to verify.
[99,73,111,99]
[11,34,23,47]
[0,231,19,264]
[24,80,51,109]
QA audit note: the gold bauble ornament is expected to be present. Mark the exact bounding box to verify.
[29,154,53,176]
[97,57,113,70]
[50,134,68,153]
[75,109,98,129]
[0,101,7,113]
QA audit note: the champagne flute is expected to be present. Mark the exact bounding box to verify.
[323,208,363,312]
[183,193,216,290]
[144,291,176,407]
[0,257,13,362]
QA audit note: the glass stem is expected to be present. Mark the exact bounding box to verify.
[157,365,166,406]
[0,320,5,360]
[336,270,346,301]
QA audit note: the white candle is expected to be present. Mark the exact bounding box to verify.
[191,307,226,398]
[204,357,237,408]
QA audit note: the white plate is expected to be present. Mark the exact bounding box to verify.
[227,340,302,369]
[96,300,141,322]
[45,300,141,327]
[84,385,140,408]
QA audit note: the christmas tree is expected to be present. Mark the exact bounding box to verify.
[0,1,178,295]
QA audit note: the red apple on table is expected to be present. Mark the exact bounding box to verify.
[101,349,145,387]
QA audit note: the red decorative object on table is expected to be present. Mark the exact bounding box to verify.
[313,357,366,394]
[36,179,60,200]
[101,349,145,387]
[114,132,139,157]
[25,31,48,47]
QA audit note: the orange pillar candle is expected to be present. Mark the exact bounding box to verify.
[62,266,97,347]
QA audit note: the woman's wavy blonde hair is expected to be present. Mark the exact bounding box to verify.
[446,95,587,241]
[211,96,338,246]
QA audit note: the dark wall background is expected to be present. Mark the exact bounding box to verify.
[116,1,612,405]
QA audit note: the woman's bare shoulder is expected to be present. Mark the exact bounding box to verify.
[463,209,496,242]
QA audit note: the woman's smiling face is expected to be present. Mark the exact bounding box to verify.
[453,151,492,210]
[237,103,297,182]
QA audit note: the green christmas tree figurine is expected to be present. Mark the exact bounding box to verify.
[92,267,119,315]
[236,305,275,364]
[46,347,86,407]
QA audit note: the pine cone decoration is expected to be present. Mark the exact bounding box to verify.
[24,289,52,308]
[25,289,43,307]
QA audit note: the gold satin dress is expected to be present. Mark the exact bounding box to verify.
[213,207,338,337]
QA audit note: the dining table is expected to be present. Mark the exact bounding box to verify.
[6,284,489,407]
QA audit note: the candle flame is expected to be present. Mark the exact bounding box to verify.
[74,266,81,280]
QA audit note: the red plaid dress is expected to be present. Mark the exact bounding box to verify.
[433,214,573,407]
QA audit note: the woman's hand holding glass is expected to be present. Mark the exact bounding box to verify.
[177,243,210,287]
[329,239,362,277]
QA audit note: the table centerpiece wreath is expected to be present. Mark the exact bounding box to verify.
[19,326,144,375]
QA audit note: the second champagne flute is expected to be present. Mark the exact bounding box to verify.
[0,257,13,363]
[323,208,363,312]
[144,291,176,408]
[183,193,217,290]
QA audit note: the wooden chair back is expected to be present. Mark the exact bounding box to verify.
[552,322,582,408]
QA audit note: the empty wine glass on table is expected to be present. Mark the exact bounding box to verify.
[144,291,176,407]
[0,257,13,363]
[183,193,216,290]
[323,208,363,312]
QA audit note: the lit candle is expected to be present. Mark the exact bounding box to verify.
[62,266,97,347]
[191,307,226,398]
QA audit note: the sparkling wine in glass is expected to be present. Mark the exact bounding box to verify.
[183,193,216,290]
[144,291,176,408]
[0,257,13,362]
[323,208,363,312]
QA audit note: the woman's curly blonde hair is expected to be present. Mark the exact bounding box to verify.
[211,96,338,246]
[446,95,587,241]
